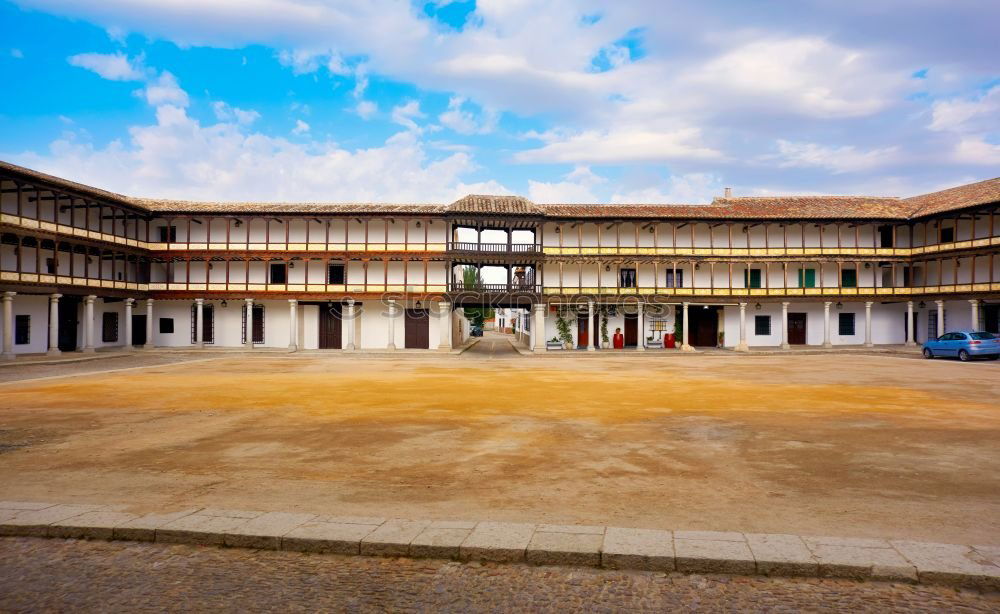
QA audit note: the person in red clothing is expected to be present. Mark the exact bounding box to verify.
[613,327,625,349]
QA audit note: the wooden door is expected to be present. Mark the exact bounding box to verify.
[319,303,342,349]
[594,311,601,348]
[405,308,429,349]
[252,305,264,343]
[57,296,80,351]
[690,306,718,347]
[623,313,638,347]
[131,314,146,346]
[788,313,807,345]
[577,314,589,348]
[202,305,214,343]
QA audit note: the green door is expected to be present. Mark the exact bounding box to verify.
[798,268,816,288]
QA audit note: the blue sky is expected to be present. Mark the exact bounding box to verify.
[0,0,997,203]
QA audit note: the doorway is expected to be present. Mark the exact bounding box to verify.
[788,313,807,345]
[577,314,589,348]
[688,306,719,347]
[985,304,999,334]
[57,296,80,352]
[319,303,342,349]
[405,308,429,349]
[623,312,638,347]
[132,314,146,346]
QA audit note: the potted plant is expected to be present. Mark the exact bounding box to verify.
[556,311,574,349]
[600,309,610,349]
[546,336,563,350]
[646,335,655,348]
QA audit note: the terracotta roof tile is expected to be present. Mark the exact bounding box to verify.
[903,177,1000,217]
[447,194,543,215]
[125,198,445,215]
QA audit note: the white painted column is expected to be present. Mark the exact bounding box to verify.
[681,302,693,351]
[864,301,874,347]
[636,302,645,351]
[48,293,62,356]
[244,298,254,350]
[586,301,595,351]
[345,299,356,351]
[386,300,396,351]
[533,303,546,352]
[124,298,134,352]
[288,299,298,351]
[2,291,15,360]
[823,301,833,348]
[83,295,96,353]
[935,299,945,337]
[969,299,980,330]
[144,298,154,349]
[437,300,451,351]
[905,301,915,346]
[736,302,749,352]
[195,298,205,348]
[780,301,790,350]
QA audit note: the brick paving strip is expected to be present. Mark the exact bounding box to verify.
[2,501,998,590]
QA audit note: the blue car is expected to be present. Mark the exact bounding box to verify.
[922,330,1000,361]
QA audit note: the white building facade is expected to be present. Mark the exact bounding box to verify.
[1,160,998,358]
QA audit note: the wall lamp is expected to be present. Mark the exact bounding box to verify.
[836,302,843,310]
[755,303,762,310]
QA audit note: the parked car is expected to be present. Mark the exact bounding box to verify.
[470,324,483,337]
[922,330,1000,361]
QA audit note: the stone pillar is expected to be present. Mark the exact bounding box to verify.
[123,298,134,352]
[636,302,645,351]
[144,299,154,349]
[780,301,790,350]
[1,291,15,360]
[48,293,62,356]
[823,301,833,348]
[386,300,396,351]
[288,299,298,351]
[905,301,915,346]
[586,301,595,351]
[864,301,874,347]
[83,295,96,353]
[681,302,694,351]
[195,298,205,348]
[736,302,749,352]
[437,300,451,351]
[969,299,980,331]
[345,299,356,351]
[935,300,945,337]
[533,303,546,352]
[244,298,254,350]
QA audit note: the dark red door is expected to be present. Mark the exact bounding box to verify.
[405,309,429,349]
[577,315,589,348]
[623,313,638,347]
[788,313,807,345]
[319,303,342,349]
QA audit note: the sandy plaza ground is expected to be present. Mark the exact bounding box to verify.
[1,341,998,546]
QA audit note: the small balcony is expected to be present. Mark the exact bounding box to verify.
[448,281,541,295]
[448,242,541,254]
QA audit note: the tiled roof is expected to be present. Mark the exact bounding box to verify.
[125,198,445,215]
[903,177,1000,218]
[0,159,996,220]
[446,194,543,215]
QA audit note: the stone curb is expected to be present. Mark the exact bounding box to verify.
[1,501,997,590]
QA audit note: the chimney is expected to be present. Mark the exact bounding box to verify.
[724,187,732,198]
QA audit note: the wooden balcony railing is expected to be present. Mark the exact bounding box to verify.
[449,242,541,253]
[449,282,541,293]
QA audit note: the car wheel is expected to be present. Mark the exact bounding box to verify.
[958,349,970,362]
[922,348,933,359]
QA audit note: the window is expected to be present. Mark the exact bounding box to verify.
[14,315,29,344]
[102,312,118,343]
[158,226,177,243]
[664,269,684,288]
[878,225,894,248]
[940,227,954,243]
[269,262,287,284]
[328,263,345,284]
[191,304,215,344]
[970,332,997,340]
[619,268,636,288]
[754,315,771,336]
[841,268,857,288]
[242,304,265,344]
[797,268,816,288]
[838,313,856,336]
[45,258,56,274]
[159,318,174,334]
[745,268,762,289]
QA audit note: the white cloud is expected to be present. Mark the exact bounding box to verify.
[515,125,721,164]
[355,100,377,119]
[212,101,261,125]
[391,100,425,132]
[527,165,605,203]
[438,96,498,135]
[292,119,310,135]
[68,51,145,81]
[610,173,724,204]
[952,136,1000,166]
[141,71,189,107]
[771,140,900,174]
[929,86,1000,132]
[277,48,324,74]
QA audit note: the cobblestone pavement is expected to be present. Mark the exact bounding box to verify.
[1,538,996,613]
[464,332,520,358]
